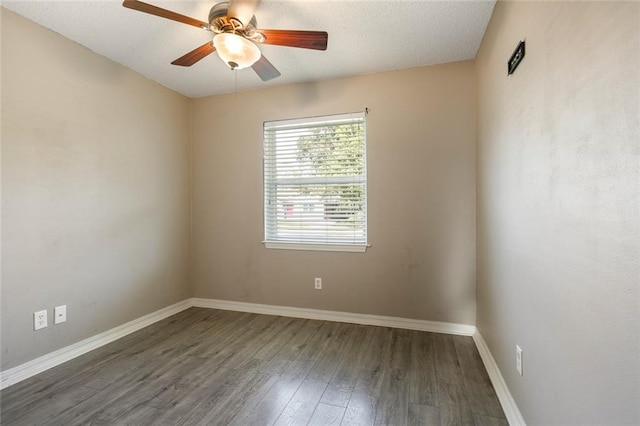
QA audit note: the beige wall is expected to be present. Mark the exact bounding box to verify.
[1,9,191,370]
[476,1,639,424]
[191,62,477,324]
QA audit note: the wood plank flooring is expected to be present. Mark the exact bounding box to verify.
[0,308,507,425]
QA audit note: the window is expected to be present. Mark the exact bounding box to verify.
[263,112,367,252]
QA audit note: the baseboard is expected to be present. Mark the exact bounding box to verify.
[473,330,527,426]
[190,297,476,336]
[0,299,192,390]
[1,292,520,426]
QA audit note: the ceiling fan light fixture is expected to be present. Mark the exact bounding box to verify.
[213,33,261,70]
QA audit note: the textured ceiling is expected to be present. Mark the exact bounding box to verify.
[3,0,496,98]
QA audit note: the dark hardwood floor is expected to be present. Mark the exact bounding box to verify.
[0,308,507,425]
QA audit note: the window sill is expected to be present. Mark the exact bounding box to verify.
[263,241,369,253]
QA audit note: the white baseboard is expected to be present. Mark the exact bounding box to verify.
[473,330,527,426]
[191,298,476,336]
[0,299,192,390]
[1,294,523,426]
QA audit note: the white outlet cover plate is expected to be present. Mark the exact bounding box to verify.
[34,310,47,330]
[54,305,67,324]
[516,345,523,376]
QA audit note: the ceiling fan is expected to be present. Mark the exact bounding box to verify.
[122,0,328,81]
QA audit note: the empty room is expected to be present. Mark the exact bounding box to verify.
[1,1,638,425]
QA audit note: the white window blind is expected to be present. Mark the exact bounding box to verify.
[264,112,367,251]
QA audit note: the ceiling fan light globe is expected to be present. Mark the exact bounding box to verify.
[213,33,260,70]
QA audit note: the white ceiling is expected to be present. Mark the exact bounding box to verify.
[3,0,496,98]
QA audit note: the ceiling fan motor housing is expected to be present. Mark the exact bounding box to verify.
[209,2,257,34]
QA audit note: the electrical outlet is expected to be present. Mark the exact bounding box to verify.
[34,310,47,330]
[54,305,67,325]
[516,345,523,376]
[314,277,322,290]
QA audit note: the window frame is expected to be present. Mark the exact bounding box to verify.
[262,111,368,253]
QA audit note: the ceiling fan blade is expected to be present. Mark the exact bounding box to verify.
[122,0,210,30]
[171,41,216,67]
[227,0,260,28]
[260,30,328,51]
[251,55,281,81]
